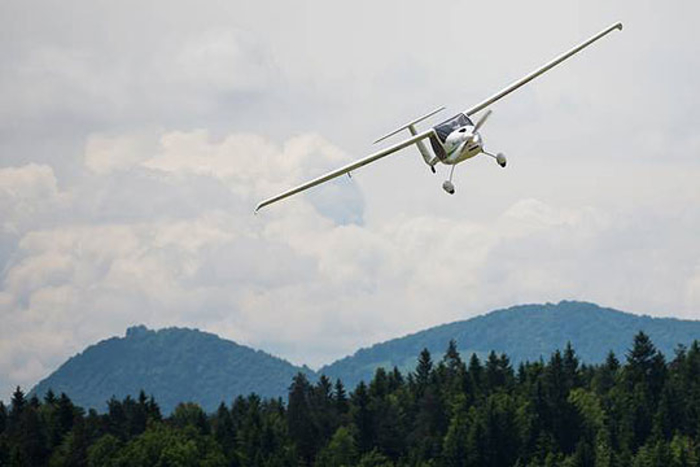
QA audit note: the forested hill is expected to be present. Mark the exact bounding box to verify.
[320,300,700,390]
[30,325,312,414]
[28,301,700,414]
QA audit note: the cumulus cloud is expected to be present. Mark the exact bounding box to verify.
[0,164,67,234]
[2,0,700,403]
[2,125,699,402]
[84,133,156,175]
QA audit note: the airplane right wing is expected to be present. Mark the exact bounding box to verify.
[255,128,435,212]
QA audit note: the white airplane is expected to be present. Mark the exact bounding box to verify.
[256,22,623,212]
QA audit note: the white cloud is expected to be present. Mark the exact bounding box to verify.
[85,133,156,174]
[2,126,698,402]
[1,0,700,403]
[0,164,67,234]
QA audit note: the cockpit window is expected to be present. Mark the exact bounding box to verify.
[432,113,473,143]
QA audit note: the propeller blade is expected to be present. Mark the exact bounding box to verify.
[473,109,492,132]
[452,139,468,158]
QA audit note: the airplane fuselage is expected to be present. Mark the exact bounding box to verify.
[442,126,484,165]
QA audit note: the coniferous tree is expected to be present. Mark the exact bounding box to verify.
[9,386,26,430]
[213,402,236,462]
[626,331,661,389]
[44,389,57,405]
[415,348,434,395]
[352,381,374,455]
[468,353,484,398]
[316,426,358,467]
[313,375,336,446]
[334,379,349,416]
[563,342,581,389]
[0,401,7,435]
[3,335,700,466]
[288,372,318,464]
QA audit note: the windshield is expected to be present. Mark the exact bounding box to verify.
[432,113,473,143]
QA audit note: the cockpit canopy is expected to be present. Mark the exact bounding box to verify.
[430,112,474,160]
[432,113,473,143]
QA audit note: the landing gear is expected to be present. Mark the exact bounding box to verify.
[496,153,507,168]
[443,165,456,194]
[484,151,507,168]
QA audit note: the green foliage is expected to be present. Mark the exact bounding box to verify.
[315,426,358,467]
[6,332,700,466]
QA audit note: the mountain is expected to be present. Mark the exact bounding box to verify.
[319,301,700,390]
[30,325,312,414]
[30,301,700,413]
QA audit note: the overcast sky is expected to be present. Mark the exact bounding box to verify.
[1,0,699,402]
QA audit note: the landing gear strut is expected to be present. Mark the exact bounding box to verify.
[442,165,456,194]
[484,151,507,168]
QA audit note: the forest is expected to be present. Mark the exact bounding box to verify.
[2,331,700,466]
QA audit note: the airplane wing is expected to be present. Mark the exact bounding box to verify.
[464,22,622,117]
[255,128,435,212]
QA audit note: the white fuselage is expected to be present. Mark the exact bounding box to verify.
[442,126,483,165]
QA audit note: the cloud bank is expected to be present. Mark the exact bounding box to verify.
[1,0,699,401]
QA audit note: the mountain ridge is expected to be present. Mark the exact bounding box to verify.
[29,300,700,413]
[319,300,700,389]
[30,324,313,414]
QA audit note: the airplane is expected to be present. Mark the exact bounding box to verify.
[255,22,623,212]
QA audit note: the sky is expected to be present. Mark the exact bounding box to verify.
[1,0,699,402]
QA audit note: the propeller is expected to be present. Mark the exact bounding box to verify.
[473,109,492,133]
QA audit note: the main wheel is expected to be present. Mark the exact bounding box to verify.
[442,180,455,194]
[496,153,507,168]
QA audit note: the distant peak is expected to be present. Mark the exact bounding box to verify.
[125,325,152,339]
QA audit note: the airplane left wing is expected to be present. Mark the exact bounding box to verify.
[464,22,622,117]
[255,128,435,212]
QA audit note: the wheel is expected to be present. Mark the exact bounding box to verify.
[442,180,455,194]
[496,153,507,168]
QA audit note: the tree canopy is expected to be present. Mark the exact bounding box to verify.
[4,332,700,466]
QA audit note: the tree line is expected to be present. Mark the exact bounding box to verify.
[2,331,700,466]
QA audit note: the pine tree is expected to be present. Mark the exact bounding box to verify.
[563,342,581,389]
[0,402,6,436]
[334,379,349,416]
[314,375,337,446]
[213,402,237,463]
[352,381,374,454]
[288,372,318,464]
[56,392,75,441]
[416,348,434,394]
[44,389,57,405]
[468,353,484,398]
[626,331,658,387]
[443,396,470,467]
[9,386,26,426]
[443,340,463,374]
[316,426,358,467]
